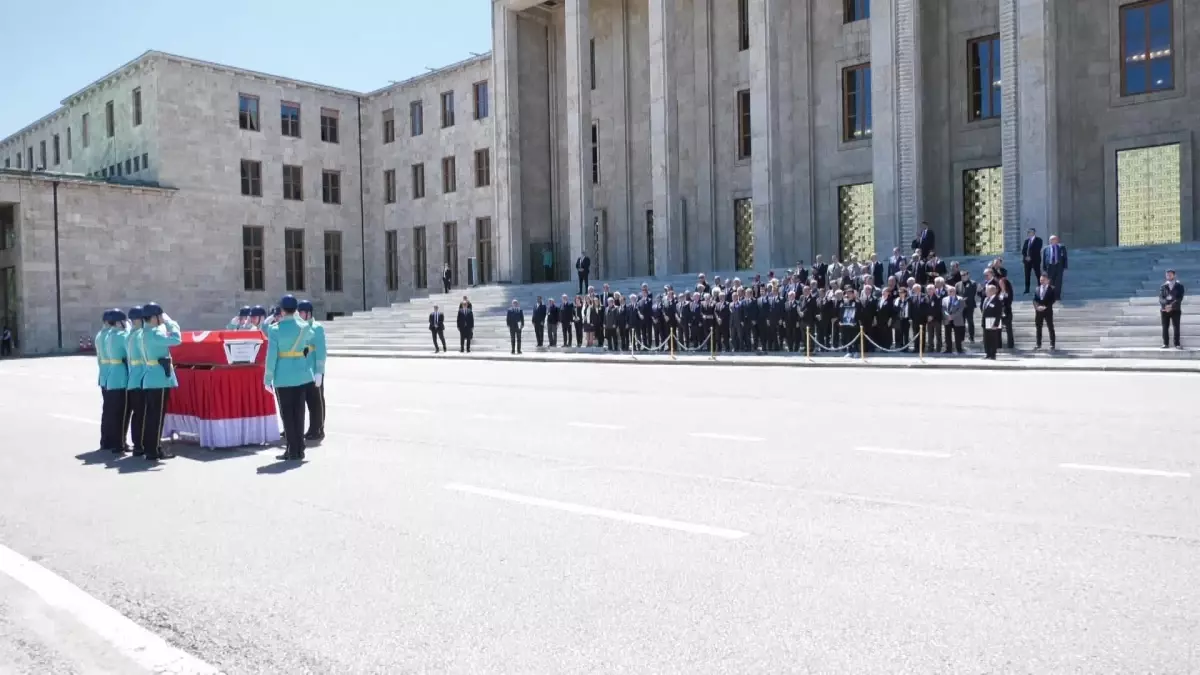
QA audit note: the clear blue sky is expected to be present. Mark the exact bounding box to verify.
[1,0,492,138]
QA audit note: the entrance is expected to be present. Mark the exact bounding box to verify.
[733,198,754,271]
[962,167,1003,255]
[1117,143,1182,247]
[837,183,876,261]
[475,217,494,284]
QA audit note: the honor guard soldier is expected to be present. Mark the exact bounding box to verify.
[297,300,327,441]
[248,305,268,332]
[138,303,183,461]
[228,306,252,330]
[95,310,115,450]
[265,295,316,461]
[98,309,130,452]
[125,306,148,456]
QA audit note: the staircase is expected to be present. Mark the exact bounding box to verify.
[324,243,1200,360]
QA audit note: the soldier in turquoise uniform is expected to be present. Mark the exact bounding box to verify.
[97,310,126,452]
[227,306,252,330]
[138,302,183,461]
[248,305,268,332]
[95,309,113,394]
[297,300,327,441]
[264,295,316,461]
[125,306,148,456]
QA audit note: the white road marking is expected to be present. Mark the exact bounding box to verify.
[0,543,221,674]
[444,483,749,540]
[471,413,513,421]
[857,446,953,459]
[49,414,100,426]
[325,403,362,409]
[567,421,625,430]
[1059,463,1191,479]
[689,432,764,443]
[393,407,432,415]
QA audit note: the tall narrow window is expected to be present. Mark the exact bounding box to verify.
[385,230,399,291]
[1120,0,1174,96]
[52,135,60,165]
[842,63,873,141]
[66,127,72,159]
[283,164,303,201]
[382,108,395,143]
[39,141,46,169]
[242,226,265,291]
[476,217,494,284]
[736,89,752,159]
[737,0,750,51]
[240,160,262,196]
[324,231,343,292]
[82,114,89,147]
[968,35,1002,121]
[473,81,490,120]
[132,87,143,126]
[475,148,491,187]
[591,122,601,185]
[239,94,260,131]
[410,100,424,136]
[322,170,341,205]
[125,159,132,174]
[413,226,428,289]
[105,101,115,138]
[443,222,459,285]
[281,102,301,137]
[442,156,457,193]
[384,169,397,204]
[285,228,305,292]
[844,0,870,22]
[590,39,597,90]
[412,163,426,199]
[320,109,340,143]
[440,91,455,128]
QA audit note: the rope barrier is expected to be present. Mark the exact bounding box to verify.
[862,331,922,353]
[631,329,673,355]
[806,331,860,353]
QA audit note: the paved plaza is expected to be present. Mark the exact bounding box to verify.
[0,356,1197,673]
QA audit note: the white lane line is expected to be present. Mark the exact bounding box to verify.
[444,483,749,540]
[393,407,433,415]
[49,414,100,426]
[0,543,221,674]
[471,413,513,421]
[1060,463,1191,479]
[857,446,952,459]
[567,421,625,430]
[325,403,362,409]
[689,432,764,443]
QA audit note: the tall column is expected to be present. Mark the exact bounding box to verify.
[1001,0,1057,253]
[648,0,681,276]
[493,2,525,283]
[870,0,924,255]
[564,0,593,278]
[749,0,780,269]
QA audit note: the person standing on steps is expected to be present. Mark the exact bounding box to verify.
[1160,269,1185,349]
[456,300,475,352]
[559,294,574,347]
[532,296,547,348]
[575,251,591,296]
[1033,273,1057,351]
[546,298,559,348]
[506,299,525,354]
[1021,228,1044,294]
[1042,235,1067,298]
[429,304,447,353]
[981,285,1004,360]
[297,300,327,441]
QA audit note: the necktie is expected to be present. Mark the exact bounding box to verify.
[1051,247,1056,264]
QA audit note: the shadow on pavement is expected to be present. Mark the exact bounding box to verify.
[171,445,276,463]
[74,449,113,465]
[111,457,163,474]
[256,460,305,475]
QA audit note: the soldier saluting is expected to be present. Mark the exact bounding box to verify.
[138,303,183,461]
[125,306,148,456]
[264,295,318,461]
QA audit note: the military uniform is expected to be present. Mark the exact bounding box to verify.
[227,306,252,330]
[125,306,147,456]
[98,310,131,452]
[138,303,183,461]
[298,300,327,441]
[95,313,113,449]
[265,295,317,460]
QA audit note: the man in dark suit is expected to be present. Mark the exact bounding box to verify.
[531,296,547,347]
[886,247,904,278]
[546,298,559,347]
[1160,269,1186,349]
[1032,273,1057,350]
[868,254,885,287]
[1021,228,1044,293]
[980,285,1004,360]
[506,300,524,354]
[575,252,591,295]
[810,256,828,290]
[429,305,447,353]
[912,222,935,259]
[441,264,453,294]
[1042,235,1067,297]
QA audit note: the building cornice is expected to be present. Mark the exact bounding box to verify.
[363,53,493,100]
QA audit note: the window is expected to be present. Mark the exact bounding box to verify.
[736,89,752,159]
[239,94,260,131]
[843,63,873,141]
[283,164,303,200]
[320,109,339,143]
[0,205,14,250]
[82,114,89,147]
[737,0,750,50]
[114,163,121,177]
[384,169,397,203]
[39,141,46,169]
[412,163,426,199]
[133,156,140,172]
[2,158,7,169]
[385,230,399,291]
[413,226,428,289]
[142,152,149,170]
[28,149,34,171]
[322,170,341,205]
[590,39,597,90]
[125,159,132,174]
[242,226,265,291]
[382,108,395,143]
[968,35,1002,121]
[132,88,142,126]
[475,149,491,187]
[443,222,458,285]
[844,0,870,22]
[410,100,424,136]
[285,229,305,291]
[52,135,60,165]
[442,156,457,193]
[66,127,71,160]
[239,160,261,196]
[1120,0,1174,96]
[473,81,489,120]
[324,231,343,292]
[476,217,494,284]
[281,102,301,138]
[591,122,601,184]
[15,153,21,169]
[440,91,455,128]
[105,101,115,138]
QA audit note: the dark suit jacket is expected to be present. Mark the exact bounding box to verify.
[456,309,474,332]
[506,308,524,330]
[1033,285,1057,310]
[428,311,446,332]
[1042,244,1067,270]
[532,303,547,324]
[1022,236,1044,263]
[912,229,936,256]
[1160,282,1186,311]
[869,261,885,287]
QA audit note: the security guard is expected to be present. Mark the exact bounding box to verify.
[125,306,147,456]
[297,300,327,441]
[101,309,131,453]
[264,295,316,461]
[138,302,183,461]
[227,306,252,330]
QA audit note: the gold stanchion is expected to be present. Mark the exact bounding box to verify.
[670,328,676,360]
[859,327,866,361]
[919,325,925,362]
[710,328,716,360]
[805,327,811,361]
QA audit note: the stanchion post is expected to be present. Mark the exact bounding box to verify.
[919,325,925,361]
[805,327,811,361]
[710,328,715,360]
[859,327,866,361]
[670,328,676,360]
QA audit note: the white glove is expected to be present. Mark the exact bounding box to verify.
[264,384,274,395]
[314,374,324,387]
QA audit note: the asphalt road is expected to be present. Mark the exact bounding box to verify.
[0,356,1197,674]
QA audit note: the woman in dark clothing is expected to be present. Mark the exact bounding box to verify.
[456,300,475,352]
[573,295,585,346]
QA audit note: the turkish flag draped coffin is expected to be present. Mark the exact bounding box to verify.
[163,330,280,448]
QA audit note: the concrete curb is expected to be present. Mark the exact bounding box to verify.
[328,349,1200,374]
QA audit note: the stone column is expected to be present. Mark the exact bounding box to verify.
[564,0,593,278]
[492,2,525,283]
[648,0,681,276]
[1001,0,1057,253]
[870,0,924,255]
[748,0,780,269]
